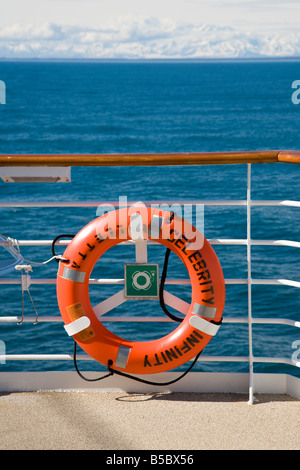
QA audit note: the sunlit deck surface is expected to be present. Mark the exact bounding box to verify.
[0,391,299,450]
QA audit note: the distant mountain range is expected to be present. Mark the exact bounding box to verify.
[0,18,299,59]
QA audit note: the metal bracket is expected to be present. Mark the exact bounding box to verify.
[15,265,39,325]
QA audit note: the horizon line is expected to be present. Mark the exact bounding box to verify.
[1,56,300,62]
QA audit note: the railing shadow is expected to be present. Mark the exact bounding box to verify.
[115,391,299,404]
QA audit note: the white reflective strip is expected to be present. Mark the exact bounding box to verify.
[149,215,163,239]
[189,315,220,336]
[93,289,127,318]
[62,267,86,283]
[192,302,216,319]
[135,239,148,263]
[163,290,190,315]
[115,345,131,369]
[64,316,91,336]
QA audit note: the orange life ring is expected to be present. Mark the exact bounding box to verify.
[56,207,225,375]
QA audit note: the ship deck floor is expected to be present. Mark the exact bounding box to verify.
[0,391,299,450]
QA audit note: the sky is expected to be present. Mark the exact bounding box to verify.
[1,0,300,59]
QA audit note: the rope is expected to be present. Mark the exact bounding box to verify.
[106,351,202,386]
[73,340,201,385]
[5,236,20,253]
[158,211,183,322]
[51,234,75,262]
[159,248,184,323]
[0,234,70,265]
[73,342,114,382]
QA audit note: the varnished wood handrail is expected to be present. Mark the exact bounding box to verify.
[277,150,300,165]
[0,150,299,166]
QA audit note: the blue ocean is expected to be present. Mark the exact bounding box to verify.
[0,60,299,378]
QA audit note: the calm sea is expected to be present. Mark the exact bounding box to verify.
[0,60,299,378]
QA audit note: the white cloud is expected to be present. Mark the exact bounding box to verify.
[0,17,300,59]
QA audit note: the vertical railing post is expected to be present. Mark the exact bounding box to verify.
[247,163,254,404]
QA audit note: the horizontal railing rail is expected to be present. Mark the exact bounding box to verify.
[0,200,300,207]
[0,149,299,166]
[0,277,299,287]
[0,354,298,369]
[1,239,300,248]
[1,316,299,328]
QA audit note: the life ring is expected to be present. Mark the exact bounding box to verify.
[56,207,225,375]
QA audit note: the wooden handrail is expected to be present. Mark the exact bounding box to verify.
[0,150,299,166]
[277,150,300,165]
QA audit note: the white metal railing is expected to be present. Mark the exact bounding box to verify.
[0,163,299,403]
